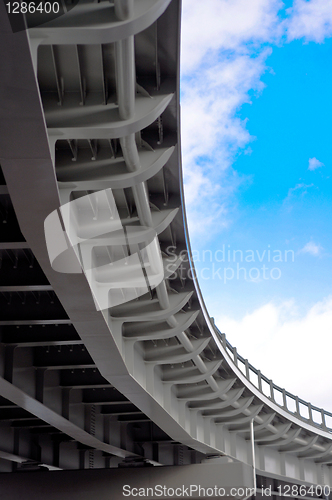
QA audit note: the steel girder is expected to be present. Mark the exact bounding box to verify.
[0,0,331,488]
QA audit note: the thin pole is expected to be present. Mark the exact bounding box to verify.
[250,419,257,494]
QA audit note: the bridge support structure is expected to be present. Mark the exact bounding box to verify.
[1,462,253,500]
[0,0,332,490]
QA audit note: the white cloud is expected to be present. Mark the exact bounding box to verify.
[180,0,284,241]
[180,0,332,416]
[181,52,268,168]
[180,6,279,239]
[286,0,332,43]
[281,182,314,213]
[288,183,314,194]
[182,54,268,198]
[283,183,314,208]
[181,51,270,240]
[215,298,332,411]
[180,0,331,241]
[308,157,324,171]
[300,241,323,256]
[181,0,282,74]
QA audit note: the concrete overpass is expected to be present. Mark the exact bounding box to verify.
[0,0,331,497]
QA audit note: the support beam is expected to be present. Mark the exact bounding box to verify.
[0,462,254,500]
[0,376,138,460]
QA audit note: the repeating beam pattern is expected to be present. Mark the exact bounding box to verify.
[0,0,331,486]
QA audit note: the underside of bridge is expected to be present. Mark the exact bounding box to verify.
[0,0,332,498]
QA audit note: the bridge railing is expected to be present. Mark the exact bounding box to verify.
[215,327,332,433]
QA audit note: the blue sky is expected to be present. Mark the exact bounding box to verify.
[180,0,332,411]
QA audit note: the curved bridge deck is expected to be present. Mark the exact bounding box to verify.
[0,0,331,492]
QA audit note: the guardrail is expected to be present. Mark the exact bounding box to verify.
[215,326,332,433]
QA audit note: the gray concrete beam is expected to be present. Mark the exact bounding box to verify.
[0,462,254,500]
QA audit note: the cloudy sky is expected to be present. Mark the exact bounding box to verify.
[180,0,332,413]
